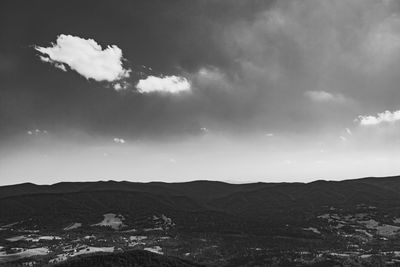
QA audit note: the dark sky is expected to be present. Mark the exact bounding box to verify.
[0,0,271,137]
[1,0,400,185]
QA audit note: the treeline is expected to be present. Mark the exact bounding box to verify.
[52,250,203,267]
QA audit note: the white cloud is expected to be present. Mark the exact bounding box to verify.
[345,128,352,135]
[113,81,130,91]
[304,90,346,103]
[136,75,191,93]
[113,138,126,144]
[27,129,48,136]
[358,110,400,126]
[113,83,122,90]
[35,34,130,86]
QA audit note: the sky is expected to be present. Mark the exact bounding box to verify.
[1,0,400,185]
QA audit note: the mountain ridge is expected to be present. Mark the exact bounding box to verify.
[1,175,399,202]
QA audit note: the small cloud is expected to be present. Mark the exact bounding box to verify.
[136,75,191,93]
[113,83,122,90]
[35,34,131,89]
[265,133,274,137]
[357,110,400,126]
[113,81,130,91]
[27,129,48,136]
[169,158,177,164]
[113,138,126,144]
[339,136,347,142]
[200,127,209,133]
[345,128,352,135]
[304,90,346,103]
